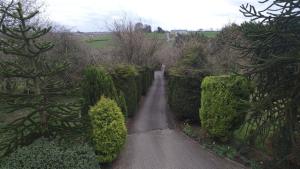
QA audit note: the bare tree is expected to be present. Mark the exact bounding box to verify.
[110,18,162,67]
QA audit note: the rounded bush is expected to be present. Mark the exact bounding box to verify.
[0,139,99,169]
[89,96,127,163]
[200,75,252,141]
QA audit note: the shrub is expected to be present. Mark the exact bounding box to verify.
[200,75,252,141]
[0,139,99,169]
[137,67,154,96]
[111,65,138,117]
[166,68,207,122]
[89,97,127,163]
[117,90,128,118]
[82,66,118,114]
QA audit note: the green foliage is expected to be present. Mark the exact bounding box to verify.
[137,67,153,95]
[117,90,128,118]
[239,1,300,166]
[89,97,127,163]
[200,75,252,141]
[167,68,207,122]
[0,139,99,169]
[182,122,197,139]
[81,66,118,114]
[111,65,139,117]
[0,2,82,156]
[211,144,237,160]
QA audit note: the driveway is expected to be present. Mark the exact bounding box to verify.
[110,71,246,169]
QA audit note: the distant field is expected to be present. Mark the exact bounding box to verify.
[85,34,113,48]
[84,32,217,49]
[85,33,166,48]
[200,31,219,38]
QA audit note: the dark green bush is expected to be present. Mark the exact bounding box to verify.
[137,67,154,96]
[0,139,99,169]
[111,65,138,117]
[166,68,207,122]
[81,66,127,117]
[81,66,118,114]
[200,75,252,141]
[89,96,127,163]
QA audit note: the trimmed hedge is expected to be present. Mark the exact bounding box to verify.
[81,66,118,114]
[110,65,139,117]
[89,97,127,163]
[166,68,207,122]
[81,66,127,117]
[137,67,154,96]
[0,139,99,169]
[200,75,252,141]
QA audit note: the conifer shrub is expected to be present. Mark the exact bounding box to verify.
[0,139,99,169]
[166,68,207,122]
[89,97,127,163]
[137,67,154,96]
[82,66,118,114]
[200,75,252,141]
[111,65,138,117]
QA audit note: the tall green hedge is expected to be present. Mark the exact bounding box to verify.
[81,66,127,117]
[166,68,207,122]
[200,75,252,141]
[137,67,154,96]
[89,97,127,163]
[81,66,118,114]
[111,65,139,117]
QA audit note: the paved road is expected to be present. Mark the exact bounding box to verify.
[110,71,246,169]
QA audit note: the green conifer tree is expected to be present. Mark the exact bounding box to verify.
[239,0,300,167]
[0,2,81,156]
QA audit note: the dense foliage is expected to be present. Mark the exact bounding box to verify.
[166,68,207,122]
[89,97,127,163]
[81,66,118,113]
[0,2,81,156]
[238,0,300,166]
[0,139,99,169]
[200,75,251,141]
[110,65,139,117]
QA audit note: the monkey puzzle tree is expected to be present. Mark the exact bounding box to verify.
[0,2,81,156]
[239,0,300,167]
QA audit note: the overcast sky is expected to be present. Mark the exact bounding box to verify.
[43,0,258,32]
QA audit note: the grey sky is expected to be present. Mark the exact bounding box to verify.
[43,0,259,32]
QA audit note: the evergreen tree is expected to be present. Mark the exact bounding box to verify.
[239,0,300,167]
[0,2,81,156]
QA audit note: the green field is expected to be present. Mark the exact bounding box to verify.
[85,34,113,48]
[200,31,219,38]
[84,32,217,49]
[85,33,167,49]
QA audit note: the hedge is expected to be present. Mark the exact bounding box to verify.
[0,139,99,169]
[81,66,118,114]
[200,75,252,141]
[81,66,127,117]
[110,65,139,117]
[166,68,207,122]
[137,67,154,96]
[89,97,127,163]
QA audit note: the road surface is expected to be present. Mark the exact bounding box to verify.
[110,71,246,169]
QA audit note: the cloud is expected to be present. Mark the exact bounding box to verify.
[44,0,253,32]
